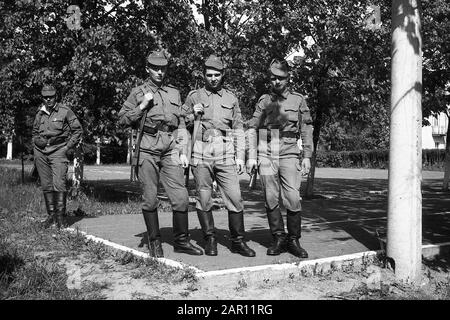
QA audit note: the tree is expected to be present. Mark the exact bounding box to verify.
[420,0,450,189]
[271,0,392,196]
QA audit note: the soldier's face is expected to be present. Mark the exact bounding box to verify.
[147,65,167,86]
[204,68,223,91]
[270,73,289,93]
[43,95,56,108]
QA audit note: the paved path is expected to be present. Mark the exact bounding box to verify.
[2,163,449,272]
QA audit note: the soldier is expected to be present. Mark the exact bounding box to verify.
[182,55,255,257]
[32,84,83,228]
[246,58,313,258]
[118,50,203,258]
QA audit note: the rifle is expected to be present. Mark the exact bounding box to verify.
[248,166,258,190]
[131,89,152,180]
[184,111,202,187]
[184,74,202,187]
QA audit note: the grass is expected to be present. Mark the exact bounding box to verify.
[0,166,197,300]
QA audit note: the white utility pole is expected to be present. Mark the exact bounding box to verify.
[387,0,423,283]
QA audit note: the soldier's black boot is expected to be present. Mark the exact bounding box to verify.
[142,209,164,258]
[54,191,68,229]
[197,210,217,256]
[286,210,308,258]
[228,211,255,257]
[266,206,287,255]
[267,235,287,256]
[173,211,203,255]
[42,191,56,228]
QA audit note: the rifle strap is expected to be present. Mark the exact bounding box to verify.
[133,107,149,179]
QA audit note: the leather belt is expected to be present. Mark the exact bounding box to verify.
[142,123,175,135]
[201,129,226,142]
[46,136,68,146]
[266,131,298,142]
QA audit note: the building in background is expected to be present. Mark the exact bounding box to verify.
[423,112,449,149]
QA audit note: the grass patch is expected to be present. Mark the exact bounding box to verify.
[0,166,196,299]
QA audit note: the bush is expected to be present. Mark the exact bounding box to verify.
[73,143,128,165]
[315,149,446,170]
[315,149,389,169]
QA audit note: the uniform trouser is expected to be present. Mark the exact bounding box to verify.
[192,161,244,213]
[192,160,245,241]
[34,147,69,192]
[258,156,303,239]
[138,152,189,241]
[138,153,189,213]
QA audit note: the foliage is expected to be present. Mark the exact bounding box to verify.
[315,148,446,170]
[421,0,450,121]
[1,0,448,185]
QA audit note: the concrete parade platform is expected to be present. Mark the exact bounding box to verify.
[67,166,450,273]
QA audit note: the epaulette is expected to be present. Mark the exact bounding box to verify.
[134,84,146,95]
[257,94,270,103]
[166,84,180,93]
[291,91,305,99]
[186,89,198,98]
[223,87,235,94]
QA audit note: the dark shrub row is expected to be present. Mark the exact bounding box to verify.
[315,149,446,170]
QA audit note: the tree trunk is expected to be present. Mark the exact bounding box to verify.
[202,0,210,31]
[127,130,132,165]
[96,139,101,165]
[387,0,422,284]
[442,113,450,190]
[305,94,325,198]
[70,140,84,214]
[6,137,13,160]
[72,141,84,191]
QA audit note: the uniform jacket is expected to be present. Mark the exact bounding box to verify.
[119,79,187,156]
[247,88,313,159]
[182,86,245,163]
[32,103,83,155]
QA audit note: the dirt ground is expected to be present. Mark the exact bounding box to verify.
[60,250,450,300]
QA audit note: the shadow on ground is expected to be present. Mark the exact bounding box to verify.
[71,177,450,263]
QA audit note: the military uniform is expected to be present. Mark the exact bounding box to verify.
[182,55,255,257]
[247,59,313,258]
[118,50,202,258]
[32,85,83,228]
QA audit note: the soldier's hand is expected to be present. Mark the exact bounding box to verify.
[179,154,189,168]
[193,103,204,116]
[297,138,303,151]
[236,159,245,175]
[139,92,154,110]
[34,136,47,149]
[301,158,311,176]
[246,159,257,174]
[65,146,74,158]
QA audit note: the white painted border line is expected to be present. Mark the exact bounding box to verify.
[63,227,450,279]
[64,227,203,273]
[423,241,450,249]
[196,251,380,278]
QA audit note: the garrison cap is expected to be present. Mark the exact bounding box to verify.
[204,55,224,71]
[41,84,56,97]
[269,58,289,77]
[147,50,168,66]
